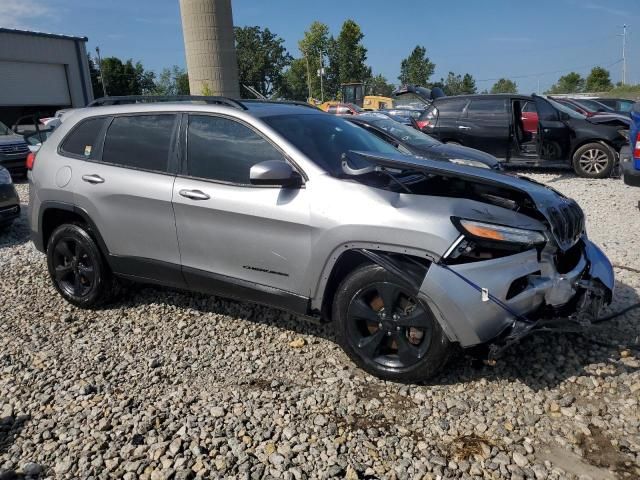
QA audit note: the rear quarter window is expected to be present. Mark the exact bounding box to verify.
[60,117,108,158]
[467,99,507,114]
[433,99,468,118]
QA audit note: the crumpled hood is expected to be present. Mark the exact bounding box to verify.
[586,114,630,127]
[349,150,584,251]
[426,143,500,168]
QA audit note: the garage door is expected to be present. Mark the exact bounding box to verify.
[0,61,71,106]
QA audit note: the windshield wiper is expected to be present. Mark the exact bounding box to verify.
[340,152,417,193]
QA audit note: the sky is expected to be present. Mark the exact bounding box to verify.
[1,0,638,94]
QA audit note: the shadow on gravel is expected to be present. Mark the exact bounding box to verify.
[0,204,30,250]
[0,414,28,456]
[432,279,640,390]
[106,277,640,390]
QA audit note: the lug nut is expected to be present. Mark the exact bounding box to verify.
[378,322,383,329]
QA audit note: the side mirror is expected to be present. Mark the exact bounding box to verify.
[249,160,302,187]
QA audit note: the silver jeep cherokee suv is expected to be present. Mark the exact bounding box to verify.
[28,97,614,382]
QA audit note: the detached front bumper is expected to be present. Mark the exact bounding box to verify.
[418,238,614,348]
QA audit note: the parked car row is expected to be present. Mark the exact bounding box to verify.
[416,94,630,178]
[25,95,614,382]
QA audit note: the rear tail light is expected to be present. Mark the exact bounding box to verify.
[26,152,36,170]
[634,132,640,160]
[416,120,430,130]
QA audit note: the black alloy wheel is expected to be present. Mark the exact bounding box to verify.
[333,264,451,382]
[346,281,433,369]
[52,237,95,297]
[47,223,113,308]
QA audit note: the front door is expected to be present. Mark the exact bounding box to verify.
[69,113,183,283]
[456,98,510,157]
[532,96,571,161]
[172,114,312,299]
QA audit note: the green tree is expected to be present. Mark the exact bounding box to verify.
[100,57,155,96]
[153,66,189,96]
[490,78,517,94]
[281,58,310,101]
[235,26,292,98]
[87,54,103,98]
[461,74,477,94]
[298,21,330,100]
[546,72,584,94]
[367,74,394,97]
[398,46,435,85]
[585,66,613,92]
[334,19,371,87]
[433,72,477,96]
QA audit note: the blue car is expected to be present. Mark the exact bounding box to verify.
[622,103,640,186]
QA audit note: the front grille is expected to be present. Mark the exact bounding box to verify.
[546,201,585,251]
[0,143,30,155]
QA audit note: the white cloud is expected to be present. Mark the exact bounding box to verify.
[0,0,55,30]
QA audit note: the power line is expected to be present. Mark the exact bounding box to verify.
[474,58,623,84]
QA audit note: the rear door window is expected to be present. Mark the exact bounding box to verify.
[60,117,108,158]
[102,114,177,173]
[467,99,507,114]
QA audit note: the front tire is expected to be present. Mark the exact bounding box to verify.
[46,223,113,308]
[572,143,614,178]
[333,264,451,383]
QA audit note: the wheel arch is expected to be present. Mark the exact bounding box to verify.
[570,138,618,159]
[316,244,433,321]
[39,201,110,259]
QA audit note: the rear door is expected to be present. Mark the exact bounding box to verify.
[456,98,510,157]
[69,113,183,284]
[428,99,467,141]
[172,113,312,298]
[532,96,571,161]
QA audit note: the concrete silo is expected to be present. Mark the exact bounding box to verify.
[178,0,240,97]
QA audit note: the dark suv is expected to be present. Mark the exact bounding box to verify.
[419,94,629,178]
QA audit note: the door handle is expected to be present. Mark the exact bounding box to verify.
[179,189,210,201]
[458,125,471,130]
[82,174,104,184]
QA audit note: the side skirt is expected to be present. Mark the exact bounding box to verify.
[109,255,314,320]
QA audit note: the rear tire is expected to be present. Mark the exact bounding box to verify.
[46,223,113,308]
[332,264,451,383]
[572,143,614,178]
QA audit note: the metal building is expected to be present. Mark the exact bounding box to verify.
[179,0,240,97]
[0,28,93,125]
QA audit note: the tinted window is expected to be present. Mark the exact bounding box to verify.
[364,117,440,147]
[467,99,507,114]
[618,100,634,112]
[102,115,175,172]
[61,117,107,157]
[522,102,536,113]
[435,99,468,116]
[263,114,400,176]
[187,115,285,184]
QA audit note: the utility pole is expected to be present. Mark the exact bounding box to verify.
[95,46,107,97]
[318,51,324,102]
[304,51,312,101]
[623,24,627,85]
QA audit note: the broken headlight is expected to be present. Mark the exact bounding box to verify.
[456,219,546,245]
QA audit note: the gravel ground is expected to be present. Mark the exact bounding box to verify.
[1,173,639,480]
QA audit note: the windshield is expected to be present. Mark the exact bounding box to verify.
[545,98,586,119]
[364,116,440,148]
[575,99,613,112]
[0,121,10,135]
[263,113,401,175]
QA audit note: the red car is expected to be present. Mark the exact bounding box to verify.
[325,103,363,116]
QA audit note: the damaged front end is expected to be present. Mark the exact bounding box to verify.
[342,151,615,354]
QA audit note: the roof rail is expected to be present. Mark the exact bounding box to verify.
[240,99,319,109]
[87,95,247,110]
